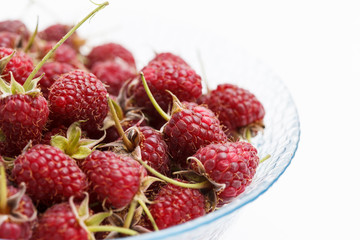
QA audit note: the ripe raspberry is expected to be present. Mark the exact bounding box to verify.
[91,60,136,96]
[199,84,265,136]
[0,47,34,85]
[31,202,88,240]
[138,126,170,176]
[164,102,227,167]
[149,180,206,229]
[37,61,74,99]
[38,24,85,51]
[12,144,88,205]
[0,20,29,40]
[131,60,202,126]
[0,94,49,157]
[0,185,37,240]
[48,70,108,130]
[192,141,259,205]
[0,32,20,49]
[39,41,82,68]
[81,150,145,209]
[86,42,136,70]
[150,52,189,66]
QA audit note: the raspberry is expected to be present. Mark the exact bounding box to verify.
[199,84,265,136]
[139,126,170,176]
[91,60,136,96]
[81,150,145,209]
[12,144,88,205]
[39,41,82,68]
[38,24,85,51]
[0,32,20,49]
[48,70,108,130]
[164,102,227,167]
[37,61,75,99]
[0,20,29,40]
[132,60,202,126]
[86,42,136,70]
[192,141,259,205]
[150,52,189,66]
[31,202,88,240]
[0,185,36,240]
[149,180,206,229]
[0,94,49,157]
[0,47,34,85]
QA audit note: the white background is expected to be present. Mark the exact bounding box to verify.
[1,0,360,239]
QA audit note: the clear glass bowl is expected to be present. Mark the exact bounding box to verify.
[2,2,301,239]
[118,36,301,240]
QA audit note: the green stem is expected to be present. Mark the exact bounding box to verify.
[87,225,138,236]
[23,1,109,89]
[259,154,271,164]
[137,199,159,231]
[140,72,170,121]
[123,200,138,229]
[24,16,39,53]
[107,97,134,151]
[136,157,211,189]
[0,165,8,213]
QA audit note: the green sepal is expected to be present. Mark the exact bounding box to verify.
[50,135,69,152]
[24,73,44,93]
[0,50,15,74]
[50,121,105,159]
[0,77,11,97]
[70,146,93,160]
[9,73,25,95]
[84,210,112,227]
[77,192,90,220]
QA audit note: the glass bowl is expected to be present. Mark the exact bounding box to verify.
[105,22,302,240]
[2,2,301,239]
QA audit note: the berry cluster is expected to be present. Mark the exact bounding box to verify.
[0,3,267,239]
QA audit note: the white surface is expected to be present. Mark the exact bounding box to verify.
[2,0,360,239]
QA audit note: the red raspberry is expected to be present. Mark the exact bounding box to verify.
[12,144,88,205]
[91,60,136,96]
[86,42,136,70]
[0,20,29,40]
[132,60,202,126]
[0,185,37,240]
[192,141,259,205]
[0,94,49,157]
[138,126,170,176]
[48,70,108,130]
[149,180,206,229]
[39,41,82,68]
[150,52,189,66]
[164,102,227,167]
[199,84,265,135]
[0,47,34,85]
[0,32,20,49]
[38,24,85,51]
[31,202,88,240]
[37,61,75,99]
[81,150,145,209]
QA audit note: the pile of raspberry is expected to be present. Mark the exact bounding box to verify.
[0,19,266,240]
